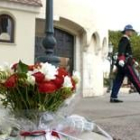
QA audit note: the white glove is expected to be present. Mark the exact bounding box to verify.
[119,60,125,67]
[134,61,139,67]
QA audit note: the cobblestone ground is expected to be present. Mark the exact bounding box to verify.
[73,92,140,140]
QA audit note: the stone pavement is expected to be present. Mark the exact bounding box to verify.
[73,92,140,140]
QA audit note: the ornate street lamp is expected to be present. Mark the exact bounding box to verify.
[37,0,60,66]
[108,42,113,54]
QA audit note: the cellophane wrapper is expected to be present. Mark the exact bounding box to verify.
[0,94,95,140]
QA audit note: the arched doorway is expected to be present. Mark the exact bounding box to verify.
[102,37,108,59]
[90,32,100,55]
[35,19,74,73]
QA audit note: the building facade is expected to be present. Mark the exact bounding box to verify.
[0,0,108,97]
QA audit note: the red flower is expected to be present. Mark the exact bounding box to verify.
[57,68,68,77]
[33,72,45,83]
[38,82,57,93]
[34,63,41,68]
[11,63,18,70]
[71,77,76,91]
[52,76,64,89]
[4,74,17,88]
[28,65,35,71]
[28,63,41,71]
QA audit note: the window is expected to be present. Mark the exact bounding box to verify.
[0,14,14,43]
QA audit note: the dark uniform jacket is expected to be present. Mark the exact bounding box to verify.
[118,35,135,65]
[118,36,132,58]
[118,36,134,64]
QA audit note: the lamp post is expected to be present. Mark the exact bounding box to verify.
[36,0,60,66]
[108,42,113,54]
[107,42,114,93]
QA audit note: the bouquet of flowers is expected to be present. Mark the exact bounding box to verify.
[0,61,80,139]
[0,61,79,112]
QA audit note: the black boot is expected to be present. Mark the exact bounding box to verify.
[110,98,123,103]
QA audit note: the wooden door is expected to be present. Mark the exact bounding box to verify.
[35,28,74,73]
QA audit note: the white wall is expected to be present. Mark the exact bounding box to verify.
[0,0,108,96]
[36,0,108,97]
[37,0,98,30]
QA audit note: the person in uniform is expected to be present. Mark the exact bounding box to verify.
[110,25,140,103]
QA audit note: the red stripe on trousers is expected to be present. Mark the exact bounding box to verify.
[127,65,140,89]
[118,55,125,61]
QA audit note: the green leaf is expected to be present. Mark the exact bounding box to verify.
[17,73,27,79]
[17,61,28,73]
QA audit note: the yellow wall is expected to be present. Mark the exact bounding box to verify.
[0,7,36,64]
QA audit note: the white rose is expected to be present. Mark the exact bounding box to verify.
[28,69,39,75]
[0,62,13,74]
[27,73,35,85]
[63,76,73,88]
[72,71,80,83]
[39,62,58,81]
